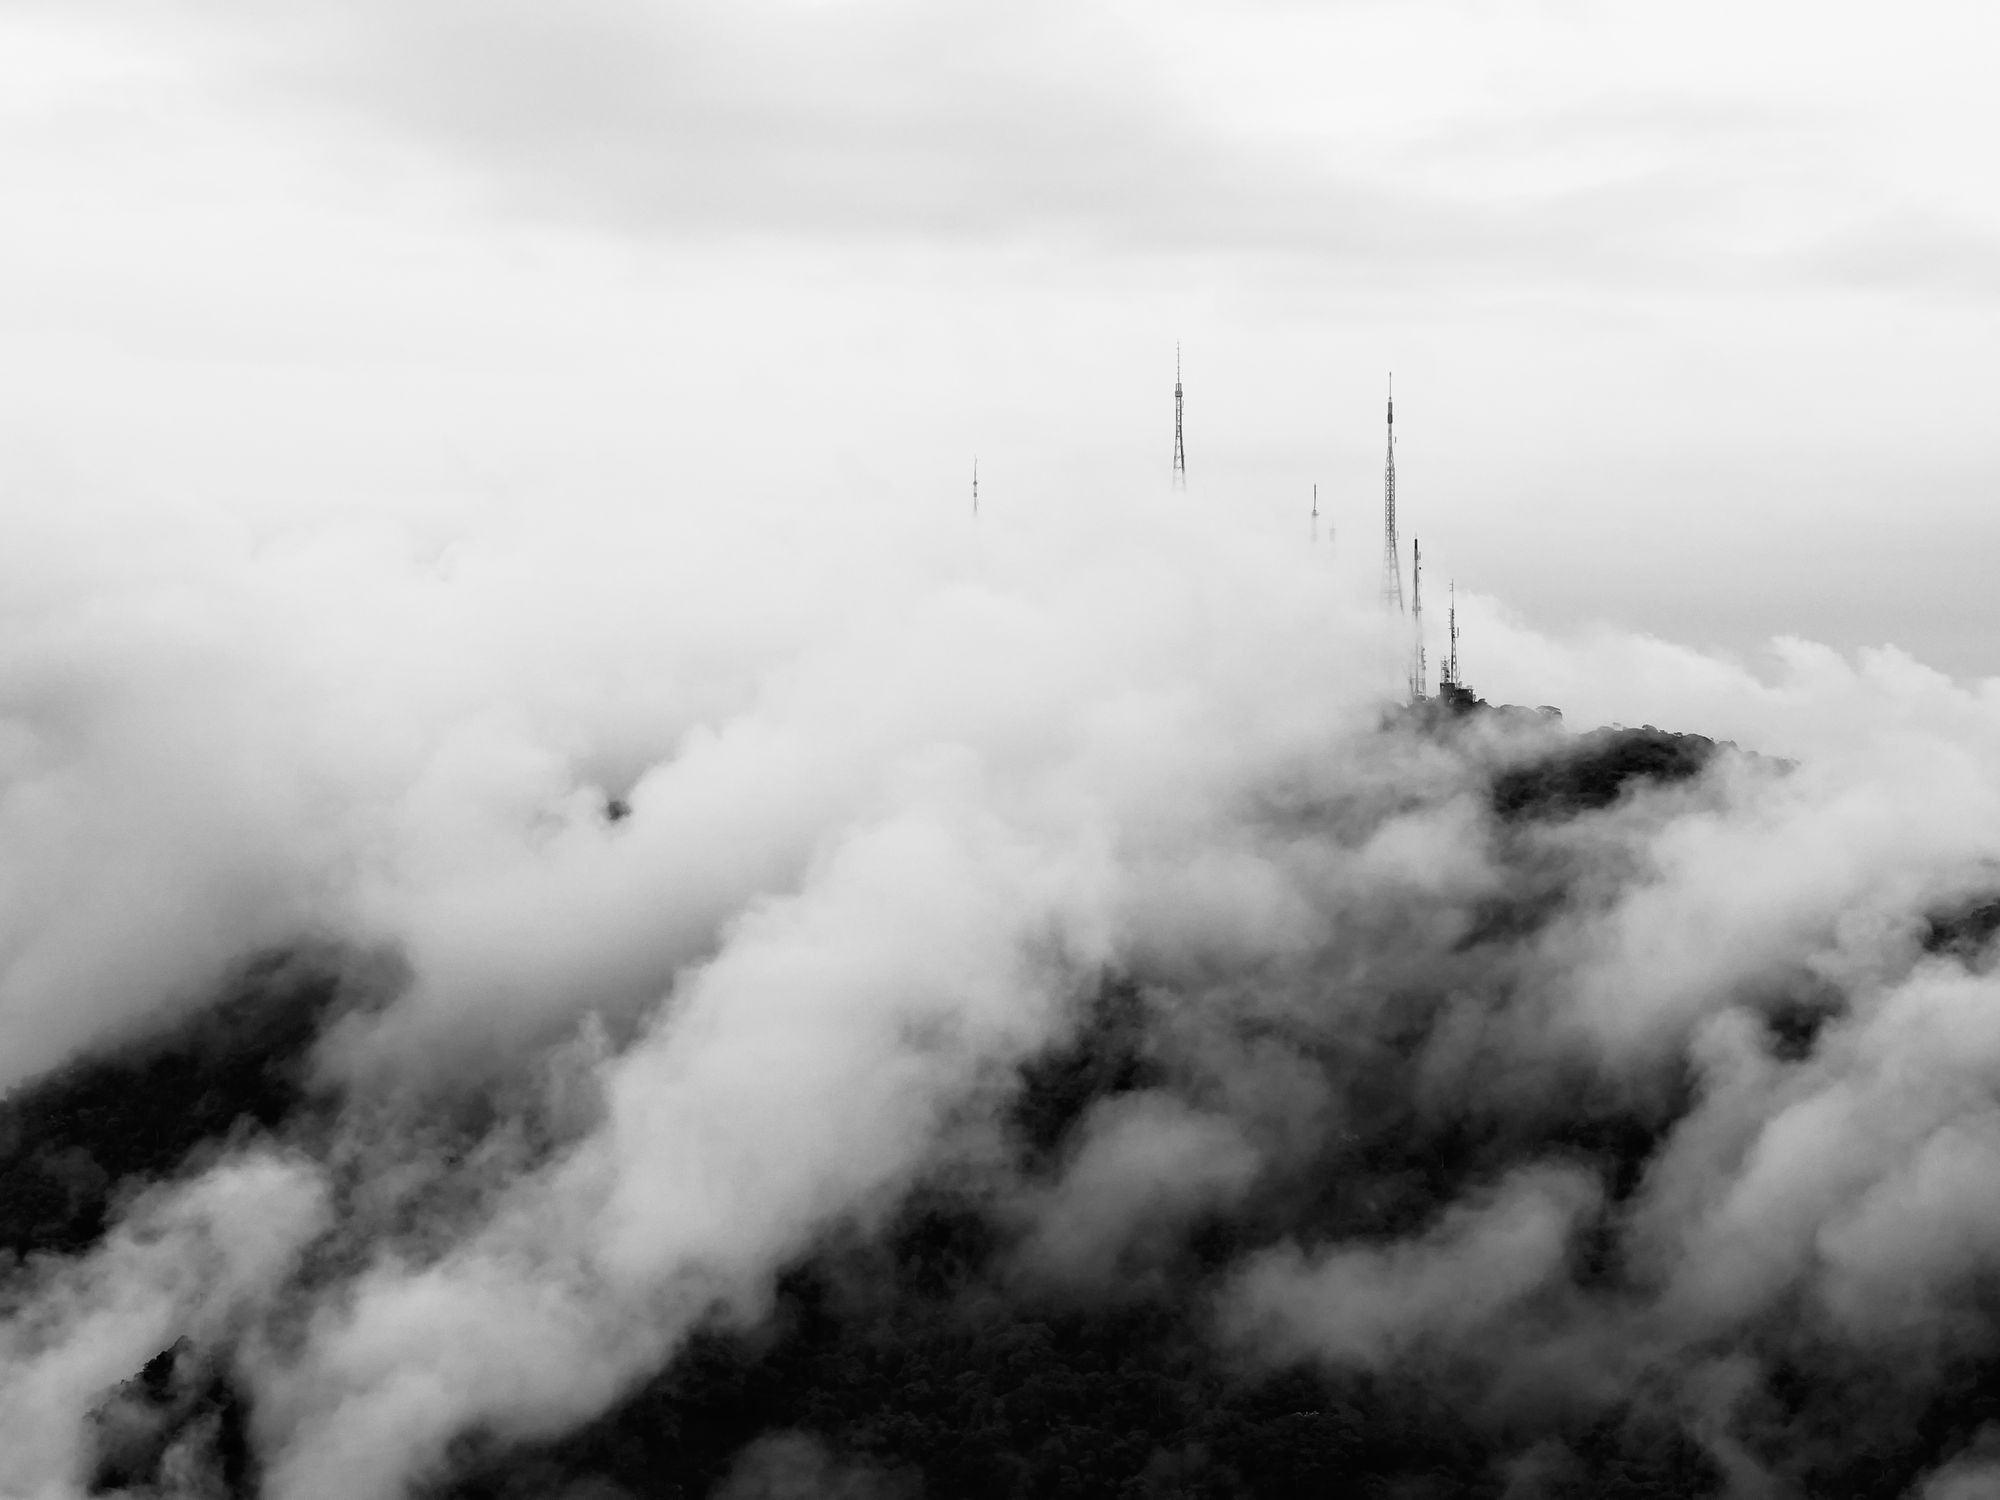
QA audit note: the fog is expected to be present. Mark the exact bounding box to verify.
[4,483,2000,1495]
[8,3,2000,1494]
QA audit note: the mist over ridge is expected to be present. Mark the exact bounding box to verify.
[7,0,2000,1493]
[3,486,2000,1499]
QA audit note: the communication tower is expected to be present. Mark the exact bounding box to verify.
[1172,344,1187,490]
[1311,483,1319,544]
[1411,538,1427,700]
[1439,580,1478,707]
[1443,581,1459,689]
[972,457,979,519]
[1381,376,1403,612]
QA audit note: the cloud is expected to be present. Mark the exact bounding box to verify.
[0,1152,328,1498]
[1020,1090,1263,1282]
[234,499,1392,1496]
[716,1431,911,1500]
[1921,1433,2000,1500]
[15,0,1898,287]
[7,6,2000,1494]
[13,456,2000,1493]
[1219,1164,1602,1369]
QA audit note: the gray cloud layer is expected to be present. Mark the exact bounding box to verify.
[3,483,2000,1493]
[57,0,1977,294]
[5,6,2000,1494]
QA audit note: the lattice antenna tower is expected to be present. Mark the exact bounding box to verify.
[1411,538,1427,701]
[1172,343,1187,490]
[972,457,979,519]
[1381,375,1404,612]
[1444,580,1460,689]
[1311,483,1319,544]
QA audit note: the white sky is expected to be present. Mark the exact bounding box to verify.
[3,0,1997,677]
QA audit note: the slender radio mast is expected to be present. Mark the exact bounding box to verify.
[1411,538,1427,700]
[1172,343,1187,490]
[1444,580,1460,690]
[972,457,979,519]
[1311,483,1319,544]
[1381,375,1403,612]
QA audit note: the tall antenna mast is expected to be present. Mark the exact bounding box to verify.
[1444,580,1460,690]
[1381,375,1403,612]
[1172,343,1187,490]
[1411,538,1426,700]
[972,456,979,519]
[1311,482,1319,544]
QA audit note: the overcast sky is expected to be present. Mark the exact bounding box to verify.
[4,0,1997,678]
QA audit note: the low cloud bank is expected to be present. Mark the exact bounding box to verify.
[4,490,2000,1496]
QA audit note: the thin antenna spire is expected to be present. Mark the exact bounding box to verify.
[1172,343,1187,490]
[1411,538,1426,701]
[1381,374,1403,613]
[1311,482,1319,544]
[1444,580,1460,690]
[972,456,979,519]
